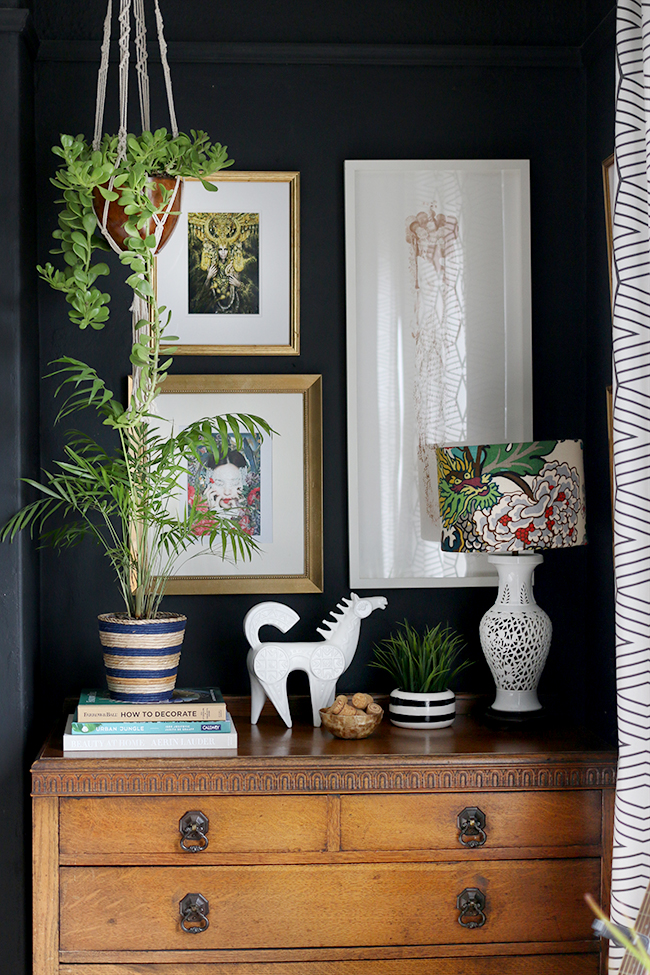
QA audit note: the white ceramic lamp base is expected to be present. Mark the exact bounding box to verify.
[479,554,552,717]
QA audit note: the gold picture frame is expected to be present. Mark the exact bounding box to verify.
[151,374,322,594]
[156,172,300,355]
[603,153,615,309]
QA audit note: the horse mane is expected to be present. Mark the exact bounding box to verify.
[316,596,355,641]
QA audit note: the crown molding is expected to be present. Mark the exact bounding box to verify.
[581,7,615,65]
[37,39,583,69]
[0,9,37,58]
[0,9,30,32]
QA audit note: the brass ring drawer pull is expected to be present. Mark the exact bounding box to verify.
[179,893,210,933]
[179,810,209,852]
[457,887,487,928]
[457,806,487,848]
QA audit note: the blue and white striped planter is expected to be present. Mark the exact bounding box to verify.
[98,613,187,703]
[388,688,456,729]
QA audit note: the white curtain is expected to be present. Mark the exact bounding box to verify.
[611,2,650,970]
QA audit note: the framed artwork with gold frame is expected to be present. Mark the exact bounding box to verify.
[602,153,615,309]
[149,374,322,594]
[602,155,616,537]
[155,172,299,355]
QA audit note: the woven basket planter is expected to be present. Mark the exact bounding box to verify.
[98,612,187,703]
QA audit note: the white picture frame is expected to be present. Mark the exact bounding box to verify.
[150,375,323,593]
[155,172,299,355]
[345,159,532,588]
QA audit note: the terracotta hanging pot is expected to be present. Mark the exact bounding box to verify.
[98,612,187,703]
[92,175,182,254]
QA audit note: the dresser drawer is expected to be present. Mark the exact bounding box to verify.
[59,859,601,951]
[341,791,602,851]
[59,956,600,975]
[59,796,330,856]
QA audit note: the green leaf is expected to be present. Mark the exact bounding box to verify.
[135,277,154,298]
[82,212,97,234]
[130,345,150,364]
[71,242,88,262]
[481,441,559,478]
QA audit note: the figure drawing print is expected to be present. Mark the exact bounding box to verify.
[405,193,465,537]
[187,429,267,540]
[188,211,259,315]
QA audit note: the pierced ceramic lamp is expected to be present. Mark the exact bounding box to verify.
[436,440,586,718]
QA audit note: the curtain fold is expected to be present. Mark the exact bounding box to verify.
[611,2,650,970]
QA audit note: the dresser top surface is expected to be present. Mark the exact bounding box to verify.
[32,695,616,774]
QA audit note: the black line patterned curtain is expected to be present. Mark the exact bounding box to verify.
[611,2,650,970]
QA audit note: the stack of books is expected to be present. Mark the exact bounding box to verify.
[63,687,237,753]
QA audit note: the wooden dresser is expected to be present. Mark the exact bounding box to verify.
[31,698,617,975]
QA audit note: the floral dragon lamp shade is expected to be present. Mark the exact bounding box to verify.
[436,439,586,718]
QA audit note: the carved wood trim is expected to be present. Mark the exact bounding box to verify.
[32,760,616,796]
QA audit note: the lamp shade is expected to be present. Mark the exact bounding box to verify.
[436,439,586,555]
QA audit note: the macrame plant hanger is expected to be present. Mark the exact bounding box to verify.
[92,0,182,356]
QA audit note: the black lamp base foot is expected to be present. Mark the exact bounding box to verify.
[484,706,546,724]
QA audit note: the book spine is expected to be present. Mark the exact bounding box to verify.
[72,720,232,735]
[76,705,227,722]
[63,731,238,751]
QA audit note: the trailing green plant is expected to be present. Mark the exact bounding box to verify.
[370,621,470,694]
[1,130,273,618]
[37,128,232,332]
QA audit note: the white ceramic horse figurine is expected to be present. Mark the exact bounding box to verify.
[244,593,388,727]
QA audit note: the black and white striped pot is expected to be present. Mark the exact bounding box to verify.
[98,612,187,703]
[388,688,456,729]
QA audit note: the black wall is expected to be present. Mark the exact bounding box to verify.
[0,3,617,973]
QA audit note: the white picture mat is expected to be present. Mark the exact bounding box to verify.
[151,391,305,577]
[345,159,533,588]
[156,179,291,347]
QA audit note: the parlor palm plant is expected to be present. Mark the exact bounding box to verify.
[1,365,271,620]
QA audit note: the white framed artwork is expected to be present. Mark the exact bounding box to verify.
[345,159,533,588]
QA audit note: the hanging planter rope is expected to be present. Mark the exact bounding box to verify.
[92,0,182,256]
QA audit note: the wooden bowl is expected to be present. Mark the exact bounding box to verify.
[319,706,384,739]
